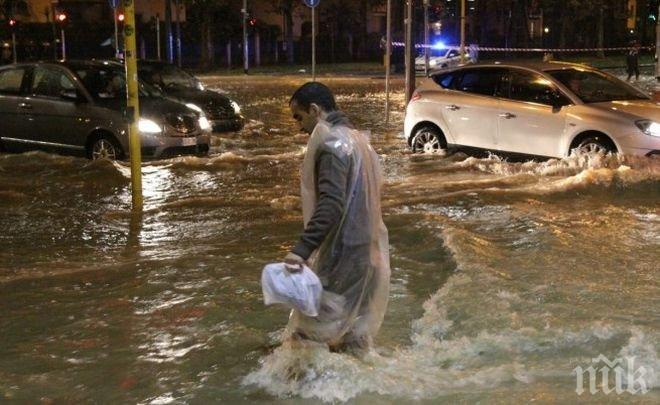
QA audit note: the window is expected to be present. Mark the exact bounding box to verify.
[456,68,505,97]
[506,70,568,106]
[432,71,459,89]
[31,67,75,98]
[548,68,648,103]
[447,50,460,58]
[0,68,25,94]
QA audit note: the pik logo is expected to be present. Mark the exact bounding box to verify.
[573,355,651,395]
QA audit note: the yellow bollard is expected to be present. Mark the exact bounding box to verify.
[123,0,143,210]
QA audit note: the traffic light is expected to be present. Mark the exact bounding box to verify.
[56,12,67,25]
[8,18,17,29]
[117,13,125,22]
[249,17,257,26]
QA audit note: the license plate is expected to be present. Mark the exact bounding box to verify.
[181,137,197,146]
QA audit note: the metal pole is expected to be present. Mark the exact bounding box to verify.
[175,0,182,67]
[51,7,58,59]
[460,0,466,63]
[165,0,173,63]
[424,0,429,76]
[385,0,391,125]
[656,3,660,81]
[243,0,249,74]
[123,0,143,210]
[114,7,120,58]
[405,0,415,103]
[312,6,316,81]
[61,28,66,61]
[156,14,161,61]
[12,32,17,63]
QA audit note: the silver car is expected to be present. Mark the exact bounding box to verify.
[0,60,211,160]
[404,61,660,158]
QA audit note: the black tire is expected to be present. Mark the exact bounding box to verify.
[88,135,124,161]
[572,135,615,155]
[410,126,446,154]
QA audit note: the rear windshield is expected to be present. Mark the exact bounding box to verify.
[547,68,648,103]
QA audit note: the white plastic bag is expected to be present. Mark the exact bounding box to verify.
[261,262,323,317]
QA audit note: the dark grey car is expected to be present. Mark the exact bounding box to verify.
[137,60,245,132]
[0,60,211,160]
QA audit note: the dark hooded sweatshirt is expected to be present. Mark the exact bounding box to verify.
[291,111,354,260]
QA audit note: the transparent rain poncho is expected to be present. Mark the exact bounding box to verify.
[286,120,390,349]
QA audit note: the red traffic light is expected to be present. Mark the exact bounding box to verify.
[56,13,67,23]
[117,13,125,22]
[249,18,257,26]
[9,19,17,27]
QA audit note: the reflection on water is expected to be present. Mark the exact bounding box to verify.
[0,74,658,403]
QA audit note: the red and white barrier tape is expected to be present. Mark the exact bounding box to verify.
[390,42,653,52]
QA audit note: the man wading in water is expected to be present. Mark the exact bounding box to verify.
[283,82,390,354]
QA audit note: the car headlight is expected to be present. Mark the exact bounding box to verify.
[138,118,162,134]
[635,120,660,137]
[186,103,203,113]
[429,59,438,66]
[199,116,212,131]
[231,101,241,114]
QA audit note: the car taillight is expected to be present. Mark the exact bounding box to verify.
[410,92,422,103]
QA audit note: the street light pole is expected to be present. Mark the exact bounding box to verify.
[460,0,466,63]
[175,0,182,67]
[61,27,66,61]
[424,0,429,76]
[243,0,249,74]
[114,7,120,58]
[656,3,660,81]
[385,0,391,125]
[156,14,161,61]
[312,5,316,81]
[405,0,415,104]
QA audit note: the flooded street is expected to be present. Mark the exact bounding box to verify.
[1,73,659,403]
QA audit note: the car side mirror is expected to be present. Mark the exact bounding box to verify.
[60,90,82,102]
[550,92,565,112]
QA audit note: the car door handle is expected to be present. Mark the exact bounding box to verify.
[445,104,460,111]
[499,112,516,119]
[18,102,32,110]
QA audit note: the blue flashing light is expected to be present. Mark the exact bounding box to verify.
[432,41,447,50]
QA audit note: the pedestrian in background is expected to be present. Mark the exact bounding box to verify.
[626,41,640,82]
[284,82,390,354]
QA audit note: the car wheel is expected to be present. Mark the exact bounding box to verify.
[574,136,614,155]
[89,136,124,161]
[411,126,445,153]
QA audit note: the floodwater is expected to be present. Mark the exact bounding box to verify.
[0,73,658,404]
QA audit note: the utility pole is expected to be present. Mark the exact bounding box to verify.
[424,0,429,76]
[460,0,466,63]
[175,0,182,67]
[165,0,174,63]
[243,0,249,74]
[123,0,143,209]
[312,5,316,81]
[405,0,415,103]
[656,3,660,81]
[155,14,161,61]
[385,0,392,125]
[113,6,120,58]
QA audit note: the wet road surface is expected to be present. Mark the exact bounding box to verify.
[0,73,658,403]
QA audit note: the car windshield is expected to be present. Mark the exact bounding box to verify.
[74,65,158,100]
[142,64,197,89]
[547,68,648,103]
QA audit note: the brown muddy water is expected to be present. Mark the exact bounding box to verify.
[0,73,659,404]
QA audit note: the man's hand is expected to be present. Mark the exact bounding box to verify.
[284,252,305,273]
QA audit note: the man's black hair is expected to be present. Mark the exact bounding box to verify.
[289,82,337,112]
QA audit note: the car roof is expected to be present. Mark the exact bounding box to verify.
[435,60,596,74]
